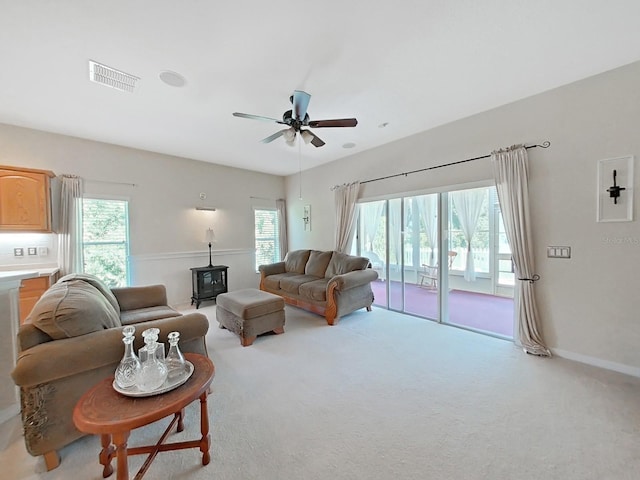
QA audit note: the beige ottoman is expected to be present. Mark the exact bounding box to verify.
[216,289,285,346]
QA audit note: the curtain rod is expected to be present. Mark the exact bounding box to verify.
[84,178,138,187]
[360,141,551,185]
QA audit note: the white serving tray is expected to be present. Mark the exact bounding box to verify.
[113,361,194,398]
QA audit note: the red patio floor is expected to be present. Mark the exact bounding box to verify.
[370,279,514,338]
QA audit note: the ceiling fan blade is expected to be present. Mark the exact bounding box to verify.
[308,118,358,128]
[292,90,311,121]
[261,129,288,144]
[233,112,282,123]
[300,129,325,147]
[310,134,325,148]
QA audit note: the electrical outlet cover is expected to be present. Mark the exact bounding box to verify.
[37,246,48,256]
[14,248,24,257]
[28,247,37,256]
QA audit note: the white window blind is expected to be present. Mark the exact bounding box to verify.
[82,198,129,287]
[254,208,280,270]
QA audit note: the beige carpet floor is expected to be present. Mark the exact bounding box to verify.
[2,304,639,479]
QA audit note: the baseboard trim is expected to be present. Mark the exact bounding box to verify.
[552,348,640,378]
[131,248,253,262]
[0,405,19,425]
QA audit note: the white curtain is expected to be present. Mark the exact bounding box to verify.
[451,188,486,281]
[492,145,550,356]
[362,201,383,252]
[57,175,84,276]
[388,201,402,270]
[416,195,438,265]
[276,198,288,261]
[334,181,360,253]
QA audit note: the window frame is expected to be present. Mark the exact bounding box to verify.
[81,194,131,287]
[253,206,280,272]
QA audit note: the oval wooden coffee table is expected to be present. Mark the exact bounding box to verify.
[73,353,215,480]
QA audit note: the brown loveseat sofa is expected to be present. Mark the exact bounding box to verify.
[259,249,378,325]
[10,273,210,471]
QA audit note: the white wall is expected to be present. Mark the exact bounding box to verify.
[285,61,640,374]
[0,124,285,305]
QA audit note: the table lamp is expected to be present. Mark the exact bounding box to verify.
[204,228,215,267]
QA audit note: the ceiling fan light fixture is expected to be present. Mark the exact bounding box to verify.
[300,130,313,145]
[283,128,296,146]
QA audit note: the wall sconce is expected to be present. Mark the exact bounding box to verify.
[196,192,216,211]
[303,205,311,231]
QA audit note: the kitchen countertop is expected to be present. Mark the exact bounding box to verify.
[0,270,39,283]
[0,266,60,283]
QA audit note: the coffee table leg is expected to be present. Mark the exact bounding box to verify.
[100,434,114,478]
[199,392,211,465]
[112,431,130,480]
[177,408,185,433]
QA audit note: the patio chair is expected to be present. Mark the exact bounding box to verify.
[417,251,457,289]
[418,264,438,289]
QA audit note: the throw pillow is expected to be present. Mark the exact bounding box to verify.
[304,250,333,278]
[325,252,370,278]
[284,249,311,274]
[57,272,121,315]
[30,280,122,339]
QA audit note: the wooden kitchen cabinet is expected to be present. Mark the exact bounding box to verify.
[19,272,59,324]
[0,165,55,232]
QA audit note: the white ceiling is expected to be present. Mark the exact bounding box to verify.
[1,1,640,176]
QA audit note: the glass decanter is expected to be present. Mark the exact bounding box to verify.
[114,325,142,389]
[165,331,187,380]
[136,328,168,392]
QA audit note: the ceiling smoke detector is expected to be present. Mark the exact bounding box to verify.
[89,60,139,93]
[159,70,186,87]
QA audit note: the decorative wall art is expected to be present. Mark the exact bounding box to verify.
[597,155,634,222]
[303,205,311,231]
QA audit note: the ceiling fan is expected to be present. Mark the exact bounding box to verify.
[232,90,357,148]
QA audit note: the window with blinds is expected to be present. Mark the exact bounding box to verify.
[254,208,280,271]
[82,198,130,287]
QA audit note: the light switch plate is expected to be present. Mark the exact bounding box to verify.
[547,246,571,258]
[28,247,37,256]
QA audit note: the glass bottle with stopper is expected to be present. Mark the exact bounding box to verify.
[137,328,168,392]
[114,325,142,389]
[165,331,187,379]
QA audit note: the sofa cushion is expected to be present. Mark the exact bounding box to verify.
[57,272,121,316]
[120,306,181,325]
[304,250,333,278]
[263,272,298,291]
[325,252,371,278]
[284,249,311,274]
[30,280,121,340]
[299,278,330,302]
[279,274,319,295]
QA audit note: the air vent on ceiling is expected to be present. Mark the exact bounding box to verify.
[88,60,139,93]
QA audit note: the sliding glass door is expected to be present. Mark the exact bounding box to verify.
[357,185,514,339]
